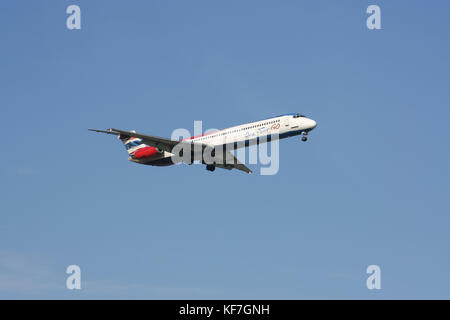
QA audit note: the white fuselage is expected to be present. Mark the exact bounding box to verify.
[187,113,317,147]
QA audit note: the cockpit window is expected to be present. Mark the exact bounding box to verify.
[293,113,305,118]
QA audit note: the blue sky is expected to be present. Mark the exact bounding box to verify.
[1,0,450,299]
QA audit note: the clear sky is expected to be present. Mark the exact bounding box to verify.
[1,0,450,299]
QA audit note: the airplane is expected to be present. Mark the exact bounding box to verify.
[89,113,317,174]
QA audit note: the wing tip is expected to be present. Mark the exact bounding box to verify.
[88,128,119,135]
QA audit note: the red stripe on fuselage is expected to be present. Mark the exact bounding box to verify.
[182,131,218,141]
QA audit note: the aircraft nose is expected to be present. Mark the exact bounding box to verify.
[308,119,317,130]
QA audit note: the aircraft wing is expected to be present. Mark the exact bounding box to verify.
[89,128,252,174]
[214,152,253,174]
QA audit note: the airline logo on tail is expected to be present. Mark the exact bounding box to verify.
[120,136,159,160]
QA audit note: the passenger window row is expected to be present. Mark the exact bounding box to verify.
[196,119,280,141]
